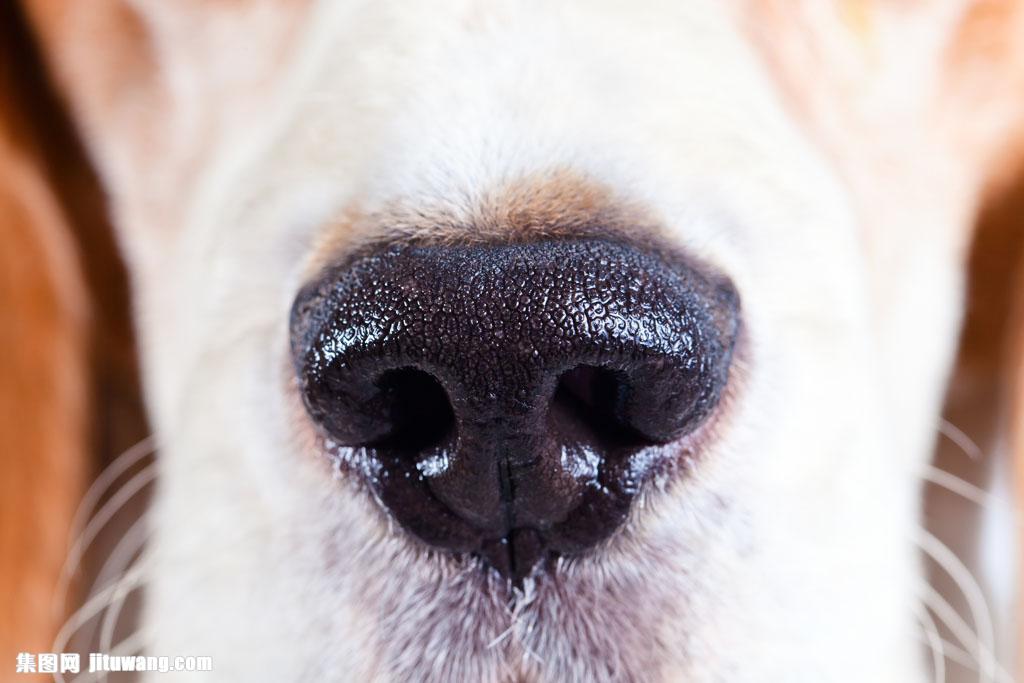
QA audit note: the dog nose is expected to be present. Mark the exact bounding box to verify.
[290,238,739,581]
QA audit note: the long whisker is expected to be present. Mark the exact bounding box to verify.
[920,465,1018,521]
[912,622,1015,683]
[920,586,1017,683]
[84,514,151,663]
[98,551,150,680]
[57,464,156,611]
[52,561,151,683]
[69,437,154,546]
[54,439,155,617]
[915,530,998,683]
[89,514,151,598]
[920,584,986,673]
[916,603,946,683]
[938,419,984,461]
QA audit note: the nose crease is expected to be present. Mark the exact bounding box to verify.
[291,237,739,582]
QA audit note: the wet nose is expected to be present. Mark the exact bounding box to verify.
[290,238,739,581]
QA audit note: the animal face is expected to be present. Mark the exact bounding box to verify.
[24,0,1024,680]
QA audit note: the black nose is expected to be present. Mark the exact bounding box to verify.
[290,238,738,581]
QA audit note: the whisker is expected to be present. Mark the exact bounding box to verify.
[52,561,151,683]
[911,623,1015,683]
[88,514,152,598]
[98,551,149,678]
[919,584,1016,683]
[915,530,998,683]
[69,437,155,548]
[920,584,985,670]
[54,439,155,618]
[58,464,156,610]
[916,604,946,683]
[916,455,1018,679]
[920,465,1018,520]
[938,420,983,461]
[76,513,150,664]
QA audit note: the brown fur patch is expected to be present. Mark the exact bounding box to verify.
[0,16,88,664]
[470,170,654,242]
[308,171,662,277]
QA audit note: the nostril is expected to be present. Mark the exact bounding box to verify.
[551,365,653,450]
[373,368,456,451]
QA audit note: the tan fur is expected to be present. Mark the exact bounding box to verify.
[1,2,148,665]
[314,171,658,258]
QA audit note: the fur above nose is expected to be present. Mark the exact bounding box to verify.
[290,237,739,581]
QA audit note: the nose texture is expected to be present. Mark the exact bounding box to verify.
[291,238,739,581]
